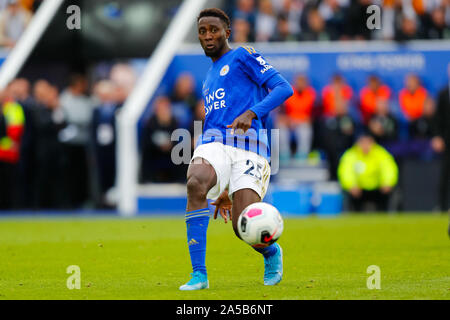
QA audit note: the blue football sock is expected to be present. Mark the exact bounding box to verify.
[185,208,210,275]
[253,244,277,258]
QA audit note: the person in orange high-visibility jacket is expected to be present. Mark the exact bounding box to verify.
[321,74,353,118]
[399,74,429,121]
[359,75,391,124]
[0,90,25,210]
[278,74,316,160]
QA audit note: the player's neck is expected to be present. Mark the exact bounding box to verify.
[211,45,232,63]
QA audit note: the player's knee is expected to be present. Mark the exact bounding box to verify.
[186,175,209,201]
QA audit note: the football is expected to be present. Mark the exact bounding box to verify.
[237,202,284,248]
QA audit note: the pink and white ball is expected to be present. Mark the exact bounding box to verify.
[237,202,284,248]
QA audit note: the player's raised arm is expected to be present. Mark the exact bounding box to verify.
[249,73,294,120]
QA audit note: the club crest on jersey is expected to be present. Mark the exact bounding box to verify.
[220,65,230,76]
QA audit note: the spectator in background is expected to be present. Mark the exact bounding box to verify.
[422,5,450,39]
[8,78,34,209]
[318,0,349,40]
[91,80,121,209]
[31,80,68,209]
[8,78,30,105]
[367,99,399,148]
[140,96,180,183]
[317,92,356,180]
[59,74,95,208]
[399,74,430,122]
[431,64,450,212]
[89,64,134,208]
[89,62,137,208]
[342,0,372,40]
[0,83,25,210]
[409,98,436,141]
[375,0,397,40]
[410,0,449,39]
[394,96,436,160]
[170,72,196,129]
[301,8,330,41]
[359,75,392,124]
[279,74,316,161]
[271,13,297,42]
[321,74,353,118]
[338,133,399,212]
[233,0,256,42]
[109,63,137,100]
[272,0,303,39]
[395,14,420,41]
[232,17,251,43]
[255,0,277,42]
[0,0,31,48]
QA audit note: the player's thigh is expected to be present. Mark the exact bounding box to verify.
[188,142,232,200]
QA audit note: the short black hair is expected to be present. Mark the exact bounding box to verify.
[197,8,231,29]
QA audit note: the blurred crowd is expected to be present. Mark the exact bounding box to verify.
[2,66,449,211]
[278,70,450,211]
[0,63,135,210]
[279,73,440,171]
[225,0,450,42]
[0,0,43,49]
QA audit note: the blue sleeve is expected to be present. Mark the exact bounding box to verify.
[236,46,293,119]
[249,73,294,120]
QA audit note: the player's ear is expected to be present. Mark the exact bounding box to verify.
[225,27,231,39]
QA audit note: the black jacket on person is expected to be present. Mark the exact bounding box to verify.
[433,85,450,211]
[16,99,38,209]
[32,105,67,162]
[140,114,181,183]
[434,86,450,144]
[31,104,68,208]
[368,114,399,145]
[410,117,434,140]
[317,115,357,180]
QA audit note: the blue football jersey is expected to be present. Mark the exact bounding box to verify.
[199,46,280,160]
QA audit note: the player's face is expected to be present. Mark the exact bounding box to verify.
[198,17,230,59]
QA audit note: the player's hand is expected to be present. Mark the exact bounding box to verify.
[211,190,232,223]
[227,110,257,135]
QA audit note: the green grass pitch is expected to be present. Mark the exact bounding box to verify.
[0,214,448,300]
